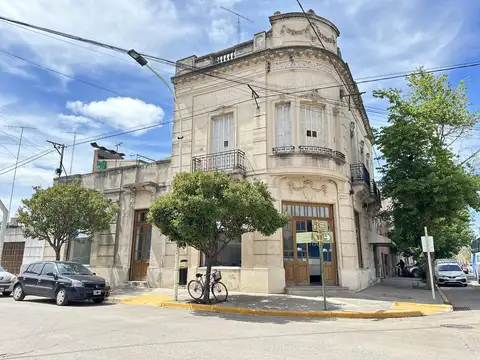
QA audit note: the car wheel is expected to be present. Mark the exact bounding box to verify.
[55,288,69,306]
[412,269,420,278]
[13,285,25,301]
[2,291,12,297]
[92,298,105,304]
[463,283,468,287]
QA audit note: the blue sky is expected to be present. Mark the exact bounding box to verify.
[0,0,479,235]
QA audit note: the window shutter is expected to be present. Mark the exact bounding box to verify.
[275,103,291,147]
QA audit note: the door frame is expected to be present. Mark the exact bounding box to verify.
[282,202,338,286]
[129,209,151,281]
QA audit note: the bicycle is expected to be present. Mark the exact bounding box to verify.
[187,270,228,302]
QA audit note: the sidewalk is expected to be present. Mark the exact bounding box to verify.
[109,277,451,319]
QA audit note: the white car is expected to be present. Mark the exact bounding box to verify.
[0,265,17,296]
[435,262,468,286]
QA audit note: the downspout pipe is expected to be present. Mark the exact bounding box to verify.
[0,200,8,263]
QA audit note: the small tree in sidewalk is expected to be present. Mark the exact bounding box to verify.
[149,171,289,303]
[17,182,118,260]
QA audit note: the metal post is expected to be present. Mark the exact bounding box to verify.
[320,242,327,310]
[137,61,183,301]
[8,127,24,218]
[425,226,435,300]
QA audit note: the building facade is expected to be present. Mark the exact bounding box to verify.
[57,9,391,292]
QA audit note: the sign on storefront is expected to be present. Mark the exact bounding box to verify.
[296,232,315,244]
[312,220,328,233]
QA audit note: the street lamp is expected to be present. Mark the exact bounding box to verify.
[128,48,184,301]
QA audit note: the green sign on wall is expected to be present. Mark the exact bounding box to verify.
[97,160,107,171]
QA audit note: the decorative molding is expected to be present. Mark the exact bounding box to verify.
[211,104,233,114]
[287,177,327,200]
[254,32,266,51]
[271,60,341,82]
[279,24,335,44]
[299,89,327,104]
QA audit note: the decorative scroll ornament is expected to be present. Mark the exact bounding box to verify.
[279,24,335,44]
[287,177,327,200]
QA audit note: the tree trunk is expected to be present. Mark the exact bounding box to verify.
[55,249,61,261]
[202,255,212,303]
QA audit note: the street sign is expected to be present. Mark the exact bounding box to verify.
[296,232,314,244]
[312,220,328,233]
[320,231,334,244]
[421,236,434,253]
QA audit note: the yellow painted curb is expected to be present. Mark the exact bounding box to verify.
[392,302,453,315]
[110,296,423,319]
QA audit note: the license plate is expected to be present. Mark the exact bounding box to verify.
[93,290,102,296]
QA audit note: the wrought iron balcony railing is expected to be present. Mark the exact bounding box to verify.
[298,145,333,156]
[192,149,247,174]
[370,180,381,204]
[350,163,371,186]
[272,146,295,155]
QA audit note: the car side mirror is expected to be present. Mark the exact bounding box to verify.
[93,272,96,276]
[47,272,57,278]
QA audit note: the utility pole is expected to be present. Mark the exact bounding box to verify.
[6,125,35,219]
[63,131,83,175]
[46,140,66,177]
[114,142,122,168]
[128,49,184,301]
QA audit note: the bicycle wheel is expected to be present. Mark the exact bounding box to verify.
[211,281,228,302]
[187,280,204,300]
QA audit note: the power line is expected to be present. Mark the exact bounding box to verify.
[0,47,124,96]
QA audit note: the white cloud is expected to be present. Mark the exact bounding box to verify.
[209,19,237,47]
[0,0,198,77]
[57,114,101,130]
[66,97,164,134]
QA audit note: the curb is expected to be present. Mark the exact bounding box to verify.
[392,301,452,315]
[435,285,452,305]
[107,297,424,319]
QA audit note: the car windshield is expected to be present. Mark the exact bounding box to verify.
[438,264,461,272]
[0,266,5,272]
[56,262,92,275]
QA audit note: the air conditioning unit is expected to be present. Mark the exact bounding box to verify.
[9,217,18,226]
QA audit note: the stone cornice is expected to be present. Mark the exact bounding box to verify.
[172,45,373,139]
[268,12,340,36]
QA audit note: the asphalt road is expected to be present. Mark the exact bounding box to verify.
[440,276,480,310]
[1,296,480,359]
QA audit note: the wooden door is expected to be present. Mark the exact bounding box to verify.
[283,221,295,284]
[294,220,310,285]
[1,242,25,274]
[321,220,337,285]
[130,210,152,281]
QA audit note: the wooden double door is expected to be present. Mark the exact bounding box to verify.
[282,203,338,286]
[130,210,152,281]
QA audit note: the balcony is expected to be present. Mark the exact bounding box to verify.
[272,146,295,155]
[370,180,382,205]
[298,146,346,164]
[350,163,371,196]
[192,149,247,177]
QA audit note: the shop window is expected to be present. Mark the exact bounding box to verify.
[69,238,92,265]
[201,235,241,267]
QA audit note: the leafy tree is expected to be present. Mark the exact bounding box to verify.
[18,182,118,260]
[374,70,480,258]
[149,171,289,302]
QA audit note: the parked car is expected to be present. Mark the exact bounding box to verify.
[435,262,468,286]
[0,266,17,296]
[12,261,110,306]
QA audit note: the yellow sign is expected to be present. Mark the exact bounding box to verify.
[296,232,314,244]
[312,220,328,233]
[320,231,334,244]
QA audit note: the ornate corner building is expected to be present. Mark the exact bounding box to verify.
[53,9,392,293]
